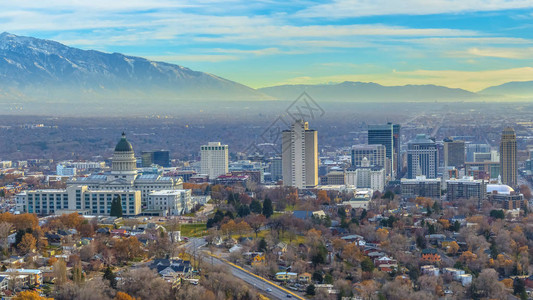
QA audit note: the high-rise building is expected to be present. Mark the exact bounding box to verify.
[351,144,387,171]
[200,142,229,180]
[153,150,170,167]
[446,176,486,204]
[282,120,318,188]
[269,157,282,182]
[407,134,438,179]
[142,150,171,167]
[368,123,400,178]
[141,151,154,167]
[466,144,491,162]
[401,176,441,199]
[499,127,517,187]
[345,157,386,191]
[443,138,465,168]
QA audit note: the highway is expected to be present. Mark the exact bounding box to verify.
[182,238,305,300]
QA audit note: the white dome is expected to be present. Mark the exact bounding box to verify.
[486,184,514,195]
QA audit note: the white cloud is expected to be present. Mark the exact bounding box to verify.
[466,47,533,58]
[146,54,239,62]
[297,0,533,18]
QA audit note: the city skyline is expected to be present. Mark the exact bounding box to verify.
[2,1,533,91]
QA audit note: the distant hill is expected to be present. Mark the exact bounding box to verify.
[0,32,271,104]
[479,81,533,98]
[258,81,479,102]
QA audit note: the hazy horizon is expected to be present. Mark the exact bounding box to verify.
[2,1,533,92]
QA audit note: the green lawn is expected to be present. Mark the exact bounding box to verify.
[181,223,208,237]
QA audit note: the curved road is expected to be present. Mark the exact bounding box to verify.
[182,238,305,300]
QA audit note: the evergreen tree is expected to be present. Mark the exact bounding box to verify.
[250,199,262,214]
[306,284,316,295]
[262,198,273,218]
[258,238,267,252]
[110,195,123,217]
[237,205,250,217]
[72,261,84,284]
[103,266,117,289]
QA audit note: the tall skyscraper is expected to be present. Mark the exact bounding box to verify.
[200,142,229,180]
[282,120,318,188]
[500,127,517,187]
[443,138,465,168]
[368,123,400,178]
[407,134,438,179]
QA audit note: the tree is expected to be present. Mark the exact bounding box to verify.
[361,257,375,272]
[306,284,316,295]
[472,269,506,299]
[53,260,68,287]
[72,261,84,284]
[114,292,138,300]
[117,267,171,300]
[250,199,262,214]
[103,266,117,289]
[13,290,52,300]
[113,237,144,264]
[54,277,114,300]
[258,238,267,252]
[18,233,36,255]
[110,196,123,218]
[237,205,250,217]
[0,222,12,250]
[447,241,460,255]
[317,190,330,204]
[490,209,504,219]
[246,214,266,238]
[262,198,273,218]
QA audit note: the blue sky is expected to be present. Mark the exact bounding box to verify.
[2,0,533,91]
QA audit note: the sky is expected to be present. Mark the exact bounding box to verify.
[2,0,533,91]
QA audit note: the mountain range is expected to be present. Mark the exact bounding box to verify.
[0,32,269,103]
[0,32,531,113]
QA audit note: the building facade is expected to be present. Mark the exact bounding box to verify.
[200,142,229,180]
[407,134,438,179]
[18,185,141,216]
[368,123,400,178]
[500,127,517,187]
[351,144,387,174]
[446,177,486,203]
[345,157,386,191]
[147,189,193,216]
[282,120,318,189]
[401,176,441,199]
[443,138,465,168]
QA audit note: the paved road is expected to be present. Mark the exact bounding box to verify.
[182,238,304,300]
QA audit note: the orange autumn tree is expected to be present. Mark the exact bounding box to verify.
[0,213,38,230]
[13,290,52,300]
[114,292,139,300]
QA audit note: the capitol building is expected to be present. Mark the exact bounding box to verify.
[67,132,183,205]
[16,133,195,217]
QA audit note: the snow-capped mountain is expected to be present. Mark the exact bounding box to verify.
[0,32,270,103]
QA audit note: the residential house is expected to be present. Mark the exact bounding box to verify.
[298,273,311,283]
[421,248,441,263]
[275,272,297,281]
[420,265,439,276]
[149,259,193,282]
